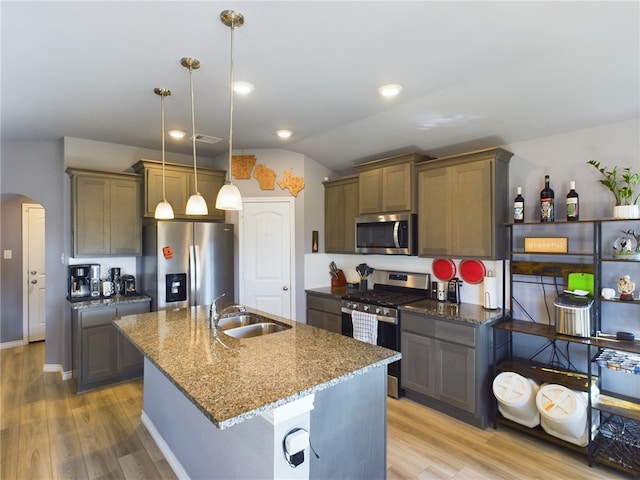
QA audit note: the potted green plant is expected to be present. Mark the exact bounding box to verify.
[587,160,640,219]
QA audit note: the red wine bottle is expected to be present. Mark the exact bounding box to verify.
[566,180,579,221]
[540,175,554,222]
[513,187,524,223]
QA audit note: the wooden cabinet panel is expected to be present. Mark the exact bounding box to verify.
[110,177,142,255]
[356,153,425,215]
[416,148,511,259]
[450,160,492,257]
[435,340,475,413]
[190,171,226,221]
[382,162,413,212]
[358,169,383,215]
[68,169,142,256]
[72,300,149,392]
[324,176,358,253]
[417,167,449,257]
[306,293,342,334]
[145,167,189,215]
[401,331,435,396]
[400,310,493,428]
[133,159,225,221]
[73,176,110,255]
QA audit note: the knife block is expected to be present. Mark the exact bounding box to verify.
[331,269,347,287]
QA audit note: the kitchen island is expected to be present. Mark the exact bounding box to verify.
[114,306,400,479]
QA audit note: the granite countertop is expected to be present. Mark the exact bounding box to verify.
[68,294,151,310]
[113,306,400,430]
[305,286,359,299]
[400,299,504,325]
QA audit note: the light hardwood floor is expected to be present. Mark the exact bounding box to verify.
[1,342,631,479]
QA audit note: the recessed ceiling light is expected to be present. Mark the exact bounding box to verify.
[233,81,254,94]
[276,129,292,139]
[168,130,186,139]
[378,84,402,98]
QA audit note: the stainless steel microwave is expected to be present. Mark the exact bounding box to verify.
[355,213,417,255]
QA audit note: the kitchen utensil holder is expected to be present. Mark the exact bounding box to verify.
[331,270,347,287]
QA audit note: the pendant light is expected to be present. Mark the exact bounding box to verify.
[153,87,175,220]
[215,10,244,211]
[182,57,208,216]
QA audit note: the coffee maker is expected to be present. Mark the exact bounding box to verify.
[68,264,100,300]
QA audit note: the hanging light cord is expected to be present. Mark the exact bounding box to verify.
[188,63,199,194]
[160,91,167,201]
[227,18,235,184]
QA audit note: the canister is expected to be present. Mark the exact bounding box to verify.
[554,293,593,337]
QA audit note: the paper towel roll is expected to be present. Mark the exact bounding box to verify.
[483,275,500,310]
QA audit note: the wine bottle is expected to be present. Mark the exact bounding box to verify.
[513,187,525,223]
[566,180,579,221]
[540,175,555,222]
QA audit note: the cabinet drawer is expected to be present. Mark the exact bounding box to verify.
[307,295,341,314]
[401,313,435,337]
[435,320,476,347]
[80,307,117,328]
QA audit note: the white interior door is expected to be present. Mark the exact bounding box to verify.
[239,198,294,319]
[23,203,46,342]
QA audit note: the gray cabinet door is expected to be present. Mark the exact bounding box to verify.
[115,302,149,375]
[381,162,413,213]
[324,177,358,253]
[401,331,435,396]
[417,166,449,257]
[109,176,142,255]
[74,175,111,256]
[434,340,476,413]
[358,169,383,215]
[80,308,118,384]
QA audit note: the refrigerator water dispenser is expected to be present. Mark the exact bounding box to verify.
[166,273,187,303]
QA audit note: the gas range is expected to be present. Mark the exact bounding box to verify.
[341,271,431,323]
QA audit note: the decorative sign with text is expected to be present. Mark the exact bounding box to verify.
[524,237,568,253]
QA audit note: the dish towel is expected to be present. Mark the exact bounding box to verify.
[352,310,378,345]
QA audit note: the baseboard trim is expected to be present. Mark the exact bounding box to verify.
[0,340,27,350]
[43,363,73,381]
[141,410,189,480]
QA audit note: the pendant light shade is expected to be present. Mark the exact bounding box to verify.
[153,87,174,220]
[215,183,242,210]
[215,10,244,211]
[182,57,208,216]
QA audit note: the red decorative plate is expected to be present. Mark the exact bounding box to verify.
[459,259,486,284]
[432,258,456,281]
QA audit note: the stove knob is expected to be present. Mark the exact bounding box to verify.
[363,305,370,312]
[382,308,390,316]
[375,307,382,314]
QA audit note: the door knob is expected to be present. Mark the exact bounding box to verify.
[31,280,37,284]
[31,270,37,275]
[282,285,289,291]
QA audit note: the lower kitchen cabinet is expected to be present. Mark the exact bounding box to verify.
[400,310,497,428]
[72,300,150,392]
[306,292,342,334]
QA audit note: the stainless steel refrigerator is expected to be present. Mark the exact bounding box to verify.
[138,221,234,311]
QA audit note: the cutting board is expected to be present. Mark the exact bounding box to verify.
[568,273,594,296]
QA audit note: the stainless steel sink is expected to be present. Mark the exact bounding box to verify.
[223,322,290,339]
[216,313,272,330]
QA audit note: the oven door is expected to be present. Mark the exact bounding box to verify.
[341,307,402,398]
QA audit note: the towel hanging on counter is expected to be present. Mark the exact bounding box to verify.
[352,310,378,345]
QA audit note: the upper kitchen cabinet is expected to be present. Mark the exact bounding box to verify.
[133,159,226,221]
[355,153,427,215]
[416,148,512,259]
[324,176,358,253]
[67,168,142,257]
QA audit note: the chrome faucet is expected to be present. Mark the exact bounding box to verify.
[209,293,246,329]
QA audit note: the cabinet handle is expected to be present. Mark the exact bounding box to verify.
[31,270,37,275]
[31,280,37,284]
[283,285,289,291]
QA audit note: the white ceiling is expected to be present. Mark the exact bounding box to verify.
[2,1,638,175]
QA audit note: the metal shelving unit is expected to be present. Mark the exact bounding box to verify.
[493,219,640,477]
